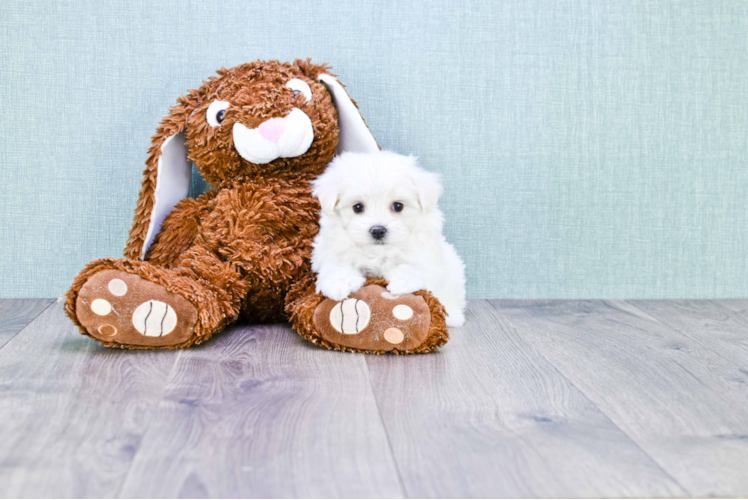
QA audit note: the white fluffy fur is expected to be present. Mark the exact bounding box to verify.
[311,150,466,327]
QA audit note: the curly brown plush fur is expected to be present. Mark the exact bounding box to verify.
[64,59,450,353]
[126,60,337,260]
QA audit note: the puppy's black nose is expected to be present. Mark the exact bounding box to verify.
[370,226,387,240]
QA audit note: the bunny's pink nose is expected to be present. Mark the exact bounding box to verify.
[257,118,286,143]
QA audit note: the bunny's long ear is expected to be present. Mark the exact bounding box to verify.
[124,101,194,260]
[318,74,380,154]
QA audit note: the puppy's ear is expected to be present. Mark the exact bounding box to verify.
[318,74,380,155]
[311,172,342,215]
[124,94,199,260]
[414,168,443,213]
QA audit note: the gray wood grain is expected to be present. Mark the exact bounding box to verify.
[629,300,748,368]
[365,300,685,498]
[117,322,403,498]
[0,298,55,349]
[491,299,748,497]
[4,298,747,498]
[0,300,179,498]
[710,299,748,317]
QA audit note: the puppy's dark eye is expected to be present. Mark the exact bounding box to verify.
[216,109,225,124]
[353,203,365,214]
[391,202,404,212]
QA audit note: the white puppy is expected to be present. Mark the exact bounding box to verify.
[311,150,466,327]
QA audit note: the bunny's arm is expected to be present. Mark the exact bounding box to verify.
[144,189,219,268]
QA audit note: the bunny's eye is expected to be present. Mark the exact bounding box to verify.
[286,78,312,103]
[206,101,230,127]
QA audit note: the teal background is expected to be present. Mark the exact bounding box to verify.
[1,0,747,299]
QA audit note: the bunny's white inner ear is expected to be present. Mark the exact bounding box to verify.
[318,74,379,154]
[141,132,191,259]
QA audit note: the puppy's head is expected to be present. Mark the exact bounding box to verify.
[312,150,443,248]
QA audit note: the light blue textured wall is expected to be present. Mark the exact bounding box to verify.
[1,0,747,299]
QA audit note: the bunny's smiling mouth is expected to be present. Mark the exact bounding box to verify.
[232,108,314,164]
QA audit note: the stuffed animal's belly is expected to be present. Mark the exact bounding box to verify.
[196,181,319,319]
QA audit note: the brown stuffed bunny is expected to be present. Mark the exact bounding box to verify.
[65,59,449,353]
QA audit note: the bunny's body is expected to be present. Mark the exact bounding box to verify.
[65,60,450,353]
[147,174,319,324]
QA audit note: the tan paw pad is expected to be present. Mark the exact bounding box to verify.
[98,324,117,337]
[384,327,405,344]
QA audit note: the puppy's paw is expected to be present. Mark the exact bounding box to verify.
[386,277,427,296]
[445,310,465,327]
[317,272,366,301]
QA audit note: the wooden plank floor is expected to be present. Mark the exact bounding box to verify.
[0,298,54,349]
[1,298,747,498]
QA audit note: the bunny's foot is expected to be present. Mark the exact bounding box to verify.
[73,269,199,348]
[288,276,449,354]
[66,258,216,349]
[68,255,249,349]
